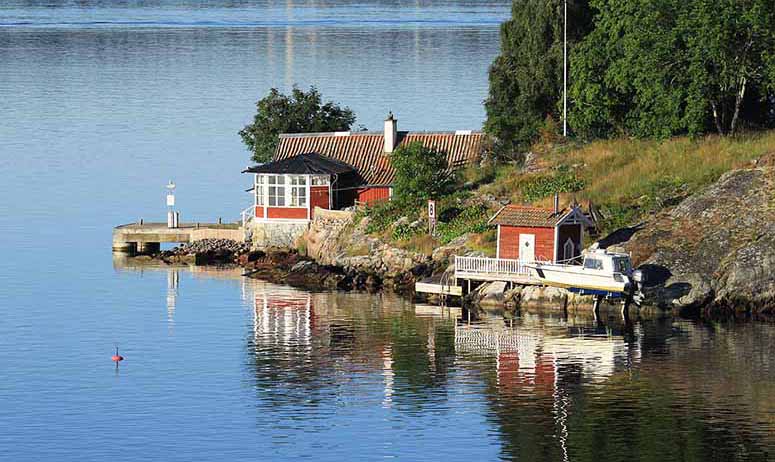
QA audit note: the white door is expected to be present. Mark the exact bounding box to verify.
[518,234,535,262]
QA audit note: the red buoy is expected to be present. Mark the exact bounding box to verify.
[112,347,124,362]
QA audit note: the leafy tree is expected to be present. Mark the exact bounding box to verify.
[240,86,356,163]
[485,0,594,158]
[569,0,775,139]
[391,141,453,206]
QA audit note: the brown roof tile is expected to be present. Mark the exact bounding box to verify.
[491,205,567,228]
[274,131,484,185]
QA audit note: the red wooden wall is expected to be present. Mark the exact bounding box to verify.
[310,186,330,217]
[267,207,307,219]
[356,187,391,204]
[498,225,555,261]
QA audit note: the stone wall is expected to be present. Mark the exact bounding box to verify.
[190,228,245,242]
[248,220,309,249]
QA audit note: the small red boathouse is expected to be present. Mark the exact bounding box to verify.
[490,205,593,263]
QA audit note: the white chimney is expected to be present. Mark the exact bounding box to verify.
[384,112,397,153]
[554,192,560,215]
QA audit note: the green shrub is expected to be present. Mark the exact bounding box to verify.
[392,141,454,206]
[392,221,421,241]
[521,167,585,202]
[598,204,640,235]
[435,204,492,244]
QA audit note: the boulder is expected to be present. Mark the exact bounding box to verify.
[619,165,775,314]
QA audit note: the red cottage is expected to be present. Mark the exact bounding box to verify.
[269,113,484,206]
[241,113,484,248]
[243,152,358,222]
[490,205,593,263]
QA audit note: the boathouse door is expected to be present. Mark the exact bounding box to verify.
[518,234,535,262]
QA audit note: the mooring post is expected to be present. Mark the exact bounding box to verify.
[592,295,602,323]
[622,296,632,322]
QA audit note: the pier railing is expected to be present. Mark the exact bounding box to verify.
[454,256,531,280]
[241,206,256,227]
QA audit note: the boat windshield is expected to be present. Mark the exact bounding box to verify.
[583,258,603,270]
[613,257,632,273]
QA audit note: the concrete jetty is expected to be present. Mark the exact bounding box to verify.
[112,222,244,253]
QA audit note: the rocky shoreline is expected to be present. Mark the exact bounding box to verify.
[126,162,775,319]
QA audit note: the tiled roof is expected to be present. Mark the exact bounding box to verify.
[273,131,484,185]
[490,205,568,228]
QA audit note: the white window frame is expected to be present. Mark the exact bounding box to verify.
[289,175,308,208]
[255,175,265,206]
[311,175,330,186]
[563,237,575,262]
[256,174,311,209]
[267,175,286,207]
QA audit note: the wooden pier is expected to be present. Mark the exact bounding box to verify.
[112,222,244,253]
[453,256,540,284]
[415,256,543,299]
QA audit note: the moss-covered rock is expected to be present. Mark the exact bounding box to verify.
[620,165,775,315]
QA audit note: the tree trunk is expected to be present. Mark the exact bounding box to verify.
[729,76,747,135]
[711,100,724,136]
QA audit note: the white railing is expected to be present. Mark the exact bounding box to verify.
[241,206,256,227]
[454,256,530,276]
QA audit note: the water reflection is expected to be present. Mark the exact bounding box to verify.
[111,262,775,461]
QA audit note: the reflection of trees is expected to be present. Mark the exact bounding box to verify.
[469,316,774,461]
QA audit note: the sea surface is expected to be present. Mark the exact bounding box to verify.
[1,1,774,461]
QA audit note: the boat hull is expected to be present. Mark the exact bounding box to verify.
[530,265,630,295]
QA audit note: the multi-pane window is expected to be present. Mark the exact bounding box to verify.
[312,175,330,186]
[563,238,575,262]
[268,175,286,206]
[255,175,265,206]
[258,174,310,208]
[290,175,307,207]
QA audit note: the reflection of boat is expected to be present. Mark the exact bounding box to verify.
[527,247,644,300]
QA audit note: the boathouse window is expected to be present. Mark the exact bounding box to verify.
[290,175,307,207]
[584,258,603,270]
[255,175,265,206]
[563,238,575,262]
[268,175,286,207]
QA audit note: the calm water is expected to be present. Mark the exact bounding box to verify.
[1,2,774,461]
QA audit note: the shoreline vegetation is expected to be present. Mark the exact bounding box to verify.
[132,0,775,319]
[131,131,775,319]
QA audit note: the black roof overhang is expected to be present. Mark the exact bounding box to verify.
[242,152,356,176]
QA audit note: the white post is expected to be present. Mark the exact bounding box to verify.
[306,176,311,220]
[166,180,176,229]
[563,0,568,137]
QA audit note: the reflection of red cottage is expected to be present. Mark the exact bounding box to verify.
[490,205,593,263]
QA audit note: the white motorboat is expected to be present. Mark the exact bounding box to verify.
[527,247,644,300]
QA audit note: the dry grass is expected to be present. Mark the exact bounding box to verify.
[477,130,775,232]
[466,229,497,257]
[396,234,439,256]
[549,131,775,206]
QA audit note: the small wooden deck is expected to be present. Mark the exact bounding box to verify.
[414,273,462,296]
[415,256,544,299]
[454,256,541,285]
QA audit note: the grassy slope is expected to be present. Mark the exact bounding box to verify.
[483,131,775,231]
[362,130,775,256]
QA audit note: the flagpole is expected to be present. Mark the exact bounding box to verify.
[563,0,568,137]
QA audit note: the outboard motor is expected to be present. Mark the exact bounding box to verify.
[631,268,646,305]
